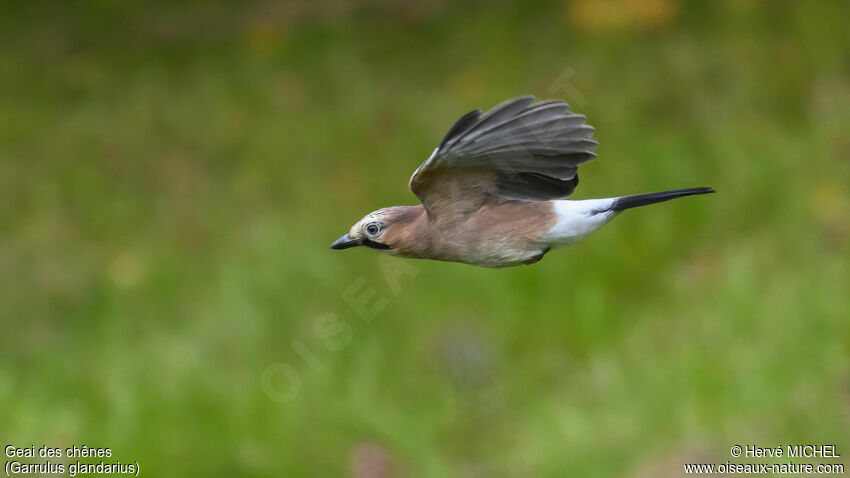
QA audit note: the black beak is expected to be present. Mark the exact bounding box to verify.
[330,234,361,250]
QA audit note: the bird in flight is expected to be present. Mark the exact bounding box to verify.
[331,95,713,268]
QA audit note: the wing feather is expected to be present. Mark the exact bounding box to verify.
[409,95,598,216]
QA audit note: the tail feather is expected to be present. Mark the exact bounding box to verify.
[611,187,715,212]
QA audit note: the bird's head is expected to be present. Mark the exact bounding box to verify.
[331,207,421,253]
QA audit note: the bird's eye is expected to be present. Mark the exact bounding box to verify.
[365,223,381,236]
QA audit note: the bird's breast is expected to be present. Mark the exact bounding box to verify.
[429,201,557,267]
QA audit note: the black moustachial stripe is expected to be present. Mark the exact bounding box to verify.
[610,187,715,212]
[362,239,392,250]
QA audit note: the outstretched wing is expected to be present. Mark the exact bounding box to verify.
[409,95,598,218]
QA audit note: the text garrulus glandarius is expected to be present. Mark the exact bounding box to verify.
[331,95,713,268]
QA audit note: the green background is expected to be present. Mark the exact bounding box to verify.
[1,1,848,476]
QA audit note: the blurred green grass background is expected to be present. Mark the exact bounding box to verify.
[1,0,849,476]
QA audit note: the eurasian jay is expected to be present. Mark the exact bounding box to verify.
[331,95,713,268]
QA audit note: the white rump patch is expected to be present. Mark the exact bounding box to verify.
[542,198,618,247]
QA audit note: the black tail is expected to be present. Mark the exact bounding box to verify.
[611,187,715,212]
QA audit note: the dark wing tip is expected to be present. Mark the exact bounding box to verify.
[439,108,482,148]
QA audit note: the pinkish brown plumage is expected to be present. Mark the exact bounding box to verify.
[331,95,714,268]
